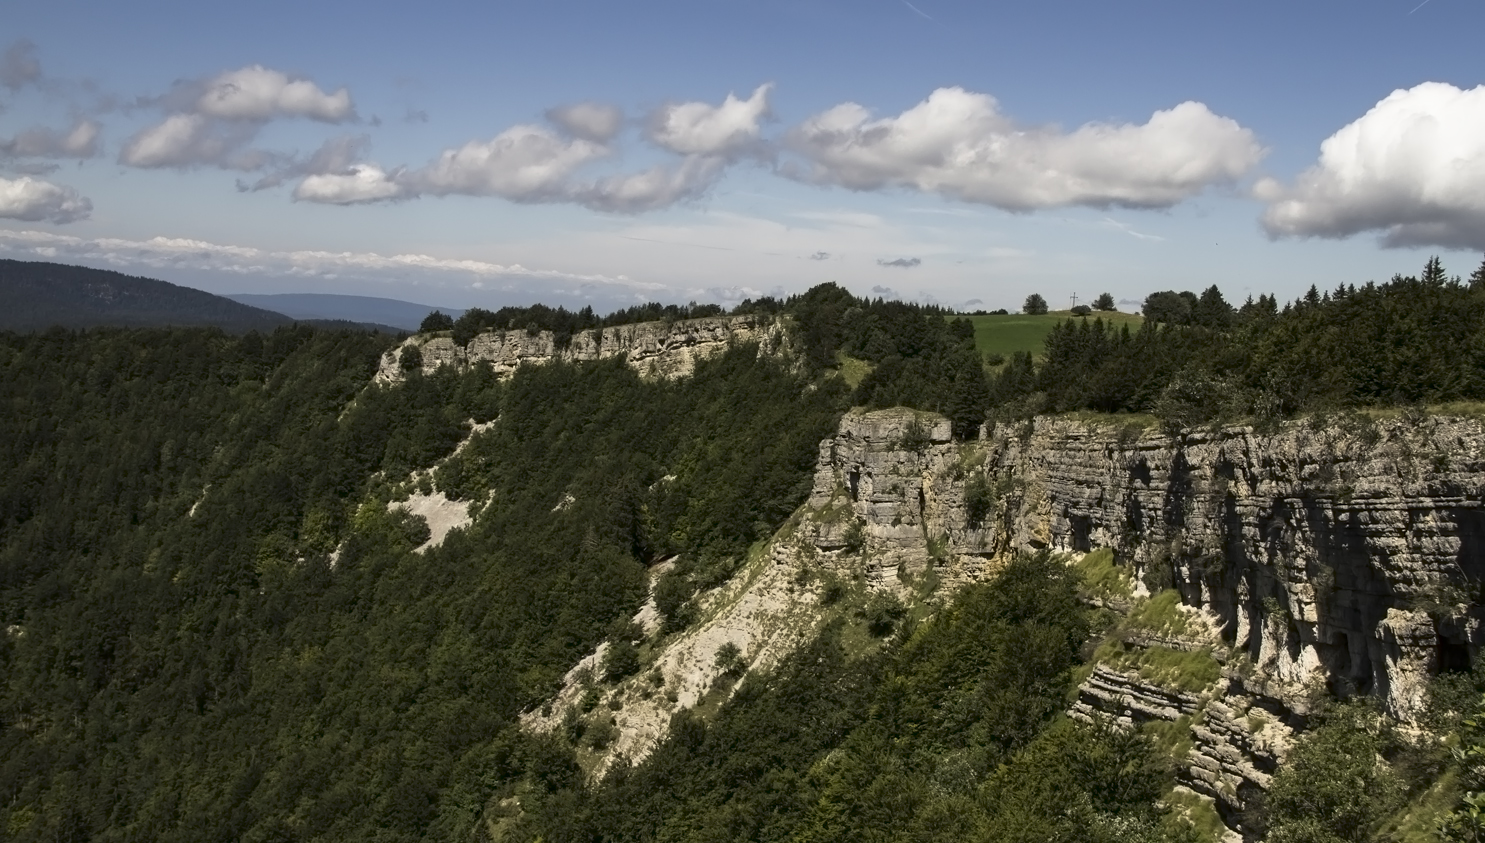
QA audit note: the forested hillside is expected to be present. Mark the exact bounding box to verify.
[4,256,1485,843]
[0,260,295,333]
[0,324,842,842]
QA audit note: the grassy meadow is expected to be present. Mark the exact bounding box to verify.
[964,310,1144,360]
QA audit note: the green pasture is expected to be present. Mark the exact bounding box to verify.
[962,310,1144,360]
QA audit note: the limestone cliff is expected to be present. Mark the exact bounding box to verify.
[794,407,1485,837]
[802,409,1485,719]
[522,406,1485,835]
[374,314,783,383]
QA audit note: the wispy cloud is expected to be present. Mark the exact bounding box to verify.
[0,40,41,93]
[1100,216,1164,241]
[899,0,934,21]
[0,228,658,289]
[877,256,921,268]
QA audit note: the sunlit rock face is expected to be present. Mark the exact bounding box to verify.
[803,409,1485,723]
[797,408,1485,837]
[374,314,784,383]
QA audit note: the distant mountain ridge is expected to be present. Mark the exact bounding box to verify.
[227,293,463,331]
[0,260,292,333]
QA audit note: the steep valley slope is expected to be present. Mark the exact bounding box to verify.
[528,404,1485,839]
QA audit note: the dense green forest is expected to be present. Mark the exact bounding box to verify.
[5,256,1485,842]
[508,553,1193,843]
[0,324,842,842]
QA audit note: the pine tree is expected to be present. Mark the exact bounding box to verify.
[1092,292,1116,312]
[947,356,991,440]
[1023,293,1049,315]
[1470,256,1485,290]
[1192,285,1234,329]
[1422,255,1448,285]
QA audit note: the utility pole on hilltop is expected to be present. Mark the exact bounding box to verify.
[1070,293,1079,310]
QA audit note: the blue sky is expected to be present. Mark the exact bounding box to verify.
[2,0,1484,313]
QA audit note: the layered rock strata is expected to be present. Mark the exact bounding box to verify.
[794,408,1485,837]
[800,409,1485,722]
[375,314,781,383]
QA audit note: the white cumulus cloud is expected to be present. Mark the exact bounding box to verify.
[785,87,1263,210]
[647,84,772,158]
[120,65,355,171]
[547,102,625,143]
[294,164,406,204]
[404,125,610,201]
[0,176,92,223]
[575,155,725,213]
[120,113,259,169]
[196,65,354,123]
[1259,82,1485,251]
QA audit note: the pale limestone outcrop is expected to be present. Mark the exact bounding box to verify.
[797,407,997,588]
[374,314,782,383]
[521,539,827,779]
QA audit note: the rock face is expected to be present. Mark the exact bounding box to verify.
[797,408,998,588]
[374,314,782,383]
[803,410,1485,720]
[796,408,1485,838]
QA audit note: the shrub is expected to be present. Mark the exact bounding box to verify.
[843,519,866,553]
[586,717,618,750]
[864,592,906,637]
[713,642,746,676]
[418,310,454,332]
[1266,704,1403,843]
[603,640,641,683]
[578,686,603,713]
[654,570,696,632]
[399,344,423,371]
[898,417,932,452]
[964,473,993,528]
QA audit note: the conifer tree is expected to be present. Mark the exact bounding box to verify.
[947,355,991,440]
[1422,255,1448,285]
[1023,293,1048,315]
[1092,292,1116,312]
[1192,285,1233,329]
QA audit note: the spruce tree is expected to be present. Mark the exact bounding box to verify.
[1422,255,1448,285]
[1193,285,1233,329]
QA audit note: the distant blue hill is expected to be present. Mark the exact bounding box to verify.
[228,293,463,331]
